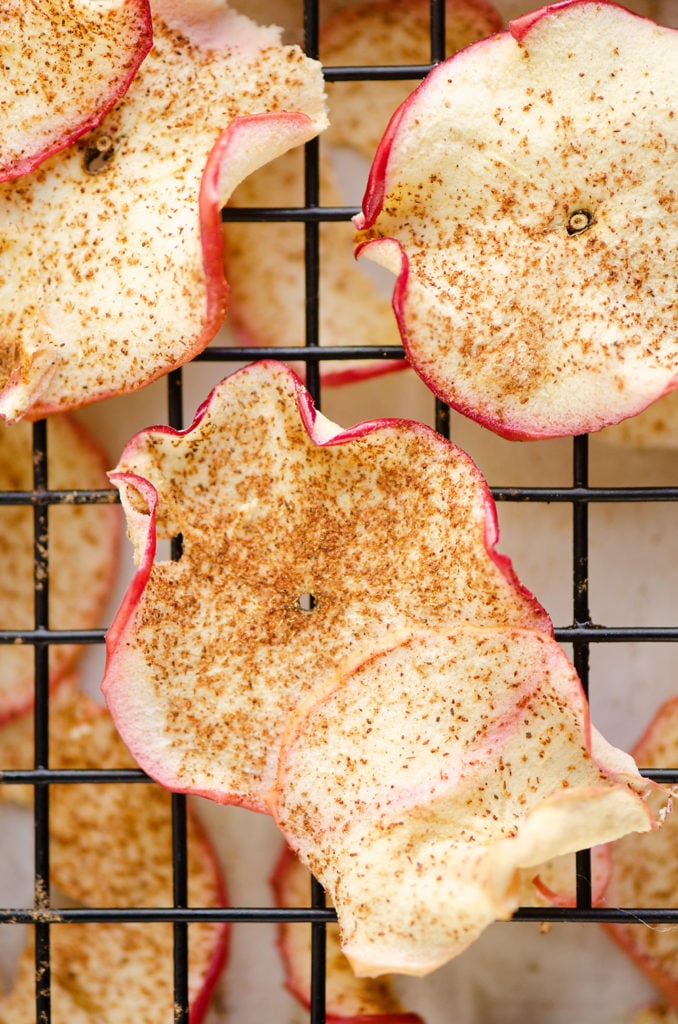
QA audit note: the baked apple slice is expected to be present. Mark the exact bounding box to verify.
[603,696,678,1009]
[0,0,152,182]
[0,1,327,423]
[632,1009,678,1024]
[0,683,228,1022]
[0,414,120,724]
[354,0,678,439]
[269,625,657,977]
[272,842,424,1022]
[103,359,550,813]
[224,0,502,385]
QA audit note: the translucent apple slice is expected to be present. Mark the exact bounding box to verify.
[0,415,120,725]
[223,0,502,386]
[354,0,678,440]
[603,696,678,1009]
[0,683,228,1022]
[269,626,657,978]
[271,842,425,1022]
[103,359,550,813]
[0,0,152,182]
[0,2,328,424]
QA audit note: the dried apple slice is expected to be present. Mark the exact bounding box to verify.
[224,147,409,385]
[102,359,550,813]
[0,683,228,1022]
[0,415,120,725]
[272,842,425,1022]
[0,0,152,182]
[223,0,502,386]
[269,626,657,978]
[0,2,328,424]
[354,0,678,440]
[603,696,678,1009]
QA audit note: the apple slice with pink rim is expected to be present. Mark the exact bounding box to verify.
[354,0,678,439]
[603,696,678,1010]
[0,0,152,182]
[102,359,550,814]
[0,414,120,725]
[0,682,228,1022]
[0,1,327,423]
[269,625,658,977]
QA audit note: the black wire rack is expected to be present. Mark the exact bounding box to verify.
[1,1,678,1021]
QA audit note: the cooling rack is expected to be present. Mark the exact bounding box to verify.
[1,0,678,1021]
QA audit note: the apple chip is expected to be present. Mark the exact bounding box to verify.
[603,696,678,1009]
[103,359,550,812]
[0,0,152,182]
[271,842,424,1022]
[0,1,328,423]
[224,0,502,385]
[354,0,678,439]
[0,683,228,1022]
[269,626,657,978]
[0,415,120,724]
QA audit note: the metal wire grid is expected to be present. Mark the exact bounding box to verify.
[1,1,678,1021]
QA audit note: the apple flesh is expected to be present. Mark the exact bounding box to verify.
[0,0,152,182]
[354,0,678,439]
[0,414,120,725]
[0,1,328,423]
[269,625,657,977]
[103,359,550,814]
[0,683,229,1022]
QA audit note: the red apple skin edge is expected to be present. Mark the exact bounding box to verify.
[292,366,551,632]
